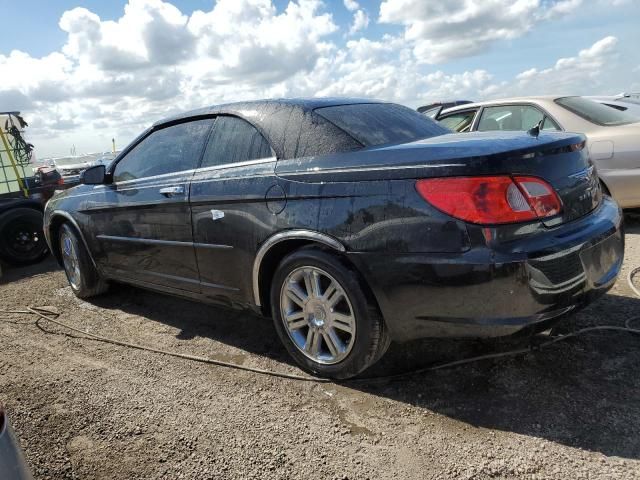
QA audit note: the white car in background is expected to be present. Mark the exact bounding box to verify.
[435,96,640,208]
[49,151,119,187]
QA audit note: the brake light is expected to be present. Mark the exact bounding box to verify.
[415,176,561,225]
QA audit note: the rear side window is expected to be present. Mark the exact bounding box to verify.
[555,97,637,126]
[477,105,552,131]
[542,116,561,131]
[201,116,273,168]
[422,106,442,119]
[315,103,449,147]
[113,119,212,182]
[439,110,477,132]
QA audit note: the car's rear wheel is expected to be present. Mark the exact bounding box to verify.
[271,248,389,379]
[59,223,108,298]
[0,208,49,265]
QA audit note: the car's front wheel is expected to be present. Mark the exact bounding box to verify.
[271,248,389,379]
[58,223,108,298]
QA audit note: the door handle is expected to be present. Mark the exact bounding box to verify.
[159,186,184,197]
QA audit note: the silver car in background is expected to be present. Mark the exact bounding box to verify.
[436,96,640,208]
[0,407,32,480]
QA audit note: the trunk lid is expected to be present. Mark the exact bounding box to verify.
[275,131,599,225]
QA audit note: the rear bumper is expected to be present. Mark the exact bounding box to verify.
[348,197,624,342]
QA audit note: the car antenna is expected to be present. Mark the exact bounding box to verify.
[527,119,543,138]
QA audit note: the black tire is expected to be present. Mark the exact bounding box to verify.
[58,223,108,298]
[270,248,390,379]
[0,208,49,265]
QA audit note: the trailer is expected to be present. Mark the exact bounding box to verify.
[0,112,54,265]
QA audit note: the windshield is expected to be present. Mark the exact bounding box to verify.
[315,103,450,147]
[556,97,638,126]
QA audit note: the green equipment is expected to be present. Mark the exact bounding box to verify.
[0,112,50,266]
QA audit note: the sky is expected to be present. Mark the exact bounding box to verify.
[1,0,639,158]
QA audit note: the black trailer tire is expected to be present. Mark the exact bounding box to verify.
[270,248,390,379]
[58,223,108,298]
[0,208,49,265]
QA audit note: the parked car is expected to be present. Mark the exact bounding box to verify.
[50,156,95,186]
[0,407,33,480]
[417,100,473,118]
[434,96,640,208]
[50,152,118,187]
[43,98,623,378]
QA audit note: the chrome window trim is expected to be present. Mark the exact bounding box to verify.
[113,169,198,186]
[252,230,346,306]
[277,162,465,177]
[194,156,277,174]
[112,157,277,186]
[190,173,273,186]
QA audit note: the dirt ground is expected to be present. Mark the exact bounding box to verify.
[1,214,640,480]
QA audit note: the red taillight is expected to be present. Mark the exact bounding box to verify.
[415,176,561,225]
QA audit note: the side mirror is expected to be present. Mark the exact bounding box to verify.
[80,165,106,185]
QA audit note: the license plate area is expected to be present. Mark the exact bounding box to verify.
[579,232,623,287]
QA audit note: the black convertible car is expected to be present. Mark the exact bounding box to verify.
[44,98,624,379]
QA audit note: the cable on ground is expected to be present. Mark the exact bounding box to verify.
[1,265,639,383]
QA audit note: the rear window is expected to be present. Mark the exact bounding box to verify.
[315,103,449,147]
[555,97,637,126]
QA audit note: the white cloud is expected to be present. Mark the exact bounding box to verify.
[0,0,338,156]
[378,0,583,64]
[348,9,369,35]
[512,36,619,94]
[343,0,359,12]
[0,0,632,158]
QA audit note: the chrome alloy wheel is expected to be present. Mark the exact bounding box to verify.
[61,232,81,290]
[279,266,356,365]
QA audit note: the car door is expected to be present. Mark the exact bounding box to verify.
[436,109,479,132]
[475,104,561,132]
[189,115,277,305]
[90,118,213,292]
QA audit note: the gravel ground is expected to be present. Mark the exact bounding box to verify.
[1,213,639,480]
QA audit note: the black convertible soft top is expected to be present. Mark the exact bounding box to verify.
[153,98,387,160]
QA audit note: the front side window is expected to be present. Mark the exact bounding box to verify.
[555,96,637,126]
[113,119,212,182]
[201,116,273,168]
[438,110,477,132]
[315,103,449,147]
